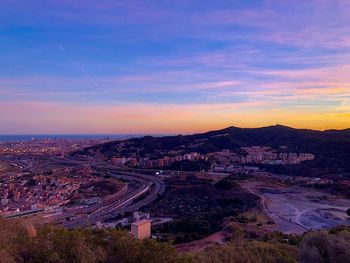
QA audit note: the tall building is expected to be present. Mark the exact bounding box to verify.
[131,219,151,240]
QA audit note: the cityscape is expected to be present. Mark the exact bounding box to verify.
[1,127,350,260]
[0,138,316,217]
[1,0,350,262]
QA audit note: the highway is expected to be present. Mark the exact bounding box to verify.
[63,183,152,228]
[1,156,166,229]
[0,157,29,172]
[102,171,165,217]
[60,161,165,229]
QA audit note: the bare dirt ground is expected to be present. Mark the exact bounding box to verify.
[240,179,350,234]
[175,231,230,252]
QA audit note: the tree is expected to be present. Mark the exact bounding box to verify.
[0,217,30,263]
[299,230,350,263]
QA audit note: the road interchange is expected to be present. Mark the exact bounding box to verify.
[61,162,165,229]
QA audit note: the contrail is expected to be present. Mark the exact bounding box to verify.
[57,44,100,88]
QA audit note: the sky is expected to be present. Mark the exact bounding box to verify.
[1,0,350,134]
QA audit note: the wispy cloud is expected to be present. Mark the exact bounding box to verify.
[1,0,350,132]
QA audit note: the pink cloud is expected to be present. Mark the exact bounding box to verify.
[0,100,270,134]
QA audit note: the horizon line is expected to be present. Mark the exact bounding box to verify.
[1,124,349,137]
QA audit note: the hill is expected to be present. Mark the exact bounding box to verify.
[75,125,350,176]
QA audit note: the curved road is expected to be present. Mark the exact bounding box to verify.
[5,157,166,229]
[61,162,165,229]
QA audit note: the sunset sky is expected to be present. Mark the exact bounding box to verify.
[1,0,350,134]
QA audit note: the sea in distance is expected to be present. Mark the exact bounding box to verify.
[0,134,164,142]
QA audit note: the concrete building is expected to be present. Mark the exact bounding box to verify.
[133,211,140,221]
[131,219,151,240]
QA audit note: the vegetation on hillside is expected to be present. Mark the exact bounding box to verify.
[148,175,258,243]
[1,217,350,263]
[76,125,350,176]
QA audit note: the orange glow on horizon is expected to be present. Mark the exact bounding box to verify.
[0,101,349,134]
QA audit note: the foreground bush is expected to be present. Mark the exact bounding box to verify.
[0,218,187,263]
[0,217,31,263]
[194,240,298,263]
[1,217,350,263]
[299,229,350,263]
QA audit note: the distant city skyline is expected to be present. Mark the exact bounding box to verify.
[1,0,350,133]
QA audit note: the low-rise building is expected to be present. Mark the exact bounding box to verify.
[131,219,151,240]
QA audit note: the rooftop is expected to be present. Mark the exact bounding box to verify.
[131,219,151,226]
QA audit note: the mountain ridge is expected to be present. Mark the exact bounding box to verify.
[75,125,350,176]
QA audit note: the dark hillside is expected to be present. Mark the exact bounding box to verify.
[75,125,350,174]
